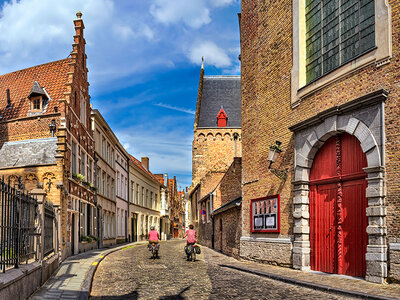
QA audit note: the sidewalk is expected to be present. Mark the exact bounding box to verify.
[29,242,145,300]
[202,247,400,300]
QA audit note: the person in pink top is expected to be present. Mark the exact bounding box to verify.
[183,224,196,246]
[148,226,159,244]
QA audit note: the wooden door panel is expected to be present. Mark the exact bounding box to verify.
[341,134,368,176]
[309,136,337,181]
[341,179,368,277]
[310,183,337,274]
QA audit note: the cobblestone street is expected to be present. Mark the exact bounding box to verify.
[90,240,353,299]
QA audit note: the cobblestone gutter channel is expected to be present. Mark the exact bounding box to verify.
[219,264,399,300]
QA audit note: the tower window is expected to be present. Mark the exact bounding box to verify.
[217,108,228,127]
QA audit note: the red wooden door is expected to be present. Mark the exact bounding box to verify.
[309,133,367,277]
[310,183,337,273]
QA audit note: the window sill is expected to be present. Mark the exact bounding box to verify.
[292,49,390,108]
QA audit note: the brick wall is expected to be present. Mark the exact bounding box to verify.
[192,128,241,188]
[213,208,241,259]
[240,0,400,280]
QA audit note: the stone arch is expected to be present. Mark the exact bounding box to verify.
[295,116,381,182]
[25,173,38,191]
[43,172,56,193]
[292,114,386,283]
[215,132,222,140]
[8,175,19,187]
[223,132,231,140]
[206,132,214,141]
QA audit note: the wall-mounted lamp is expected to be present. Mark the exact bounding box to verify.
[49,119,56,137]
[267,141,288,181]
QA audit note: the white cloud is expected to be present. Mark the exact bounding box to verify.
[187,41,231,68]
[154,103,195,115]
[149,0,236,29]
[150,0,210,29]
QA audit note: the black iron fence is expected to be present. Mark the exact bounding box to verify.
[43,201,54,256]
[0,179,38,272]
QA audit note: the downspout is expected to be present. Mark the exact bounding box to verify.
[211,193,214,249]
[126,157,129,242]
[94,154,100,248]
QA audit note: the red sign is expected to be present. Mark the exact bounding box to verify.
[200,209,206,215]
[251,195,280,233]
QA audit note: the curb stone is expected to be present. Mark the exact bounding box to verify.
[219,264,399,300]
[84,241,147,299]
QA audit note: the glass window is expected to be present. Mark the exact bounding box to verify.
[71,141,77,174]
[102,172,106,195]
[305,0,375,83]
[80,149,85,177]
[88,158,93,183]
[33,97,41,110]
[102,137,106,159]
[112,179,115,200]
[136,184,140,204]
[107,143,110,164]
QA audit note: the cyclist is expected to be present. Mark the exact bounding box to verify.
[148,226,160,249]
[183,224,196,246]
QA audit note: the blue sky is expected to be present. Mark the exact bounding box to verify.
[0,0,241,189]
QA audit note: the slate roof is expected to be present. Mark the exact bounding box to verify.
[197,76,241,128]
[0,138,58,168]
[0,59,72,121]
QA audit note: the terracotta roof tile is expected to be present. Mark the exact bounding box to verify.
[0,59,72,121]
[130,155,159,182]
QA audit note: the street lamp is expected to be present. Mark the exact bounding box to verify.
[49,119,56,137]
[267,141,287,181]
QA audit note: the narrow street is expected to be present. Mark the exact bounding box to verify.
[90,240,352,300]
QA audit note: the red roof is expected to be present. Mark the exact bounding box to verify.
[0,59,72,121]
[130,155,159,182]
[153,174,165,185]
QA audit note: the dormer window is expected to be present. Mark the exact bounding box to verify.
[27,81,48,115]
[217,107,228,127]
[32,96,42,111]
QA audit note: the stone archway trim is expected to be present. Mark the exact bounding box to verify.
[290,90,388,283]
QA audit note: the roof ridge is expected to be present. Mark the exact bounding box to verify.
[0,58,72,78]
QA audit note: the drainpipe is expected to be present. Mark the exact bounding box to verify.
[211,193,214,249]
[126,157,129,243]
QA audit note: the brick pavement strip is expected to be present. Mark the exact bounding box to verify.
[90,240,391,299]
[29,242,143,300]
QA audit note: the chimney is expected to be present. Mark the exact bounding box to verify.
[141,157,149,170]
[6,89,11,108]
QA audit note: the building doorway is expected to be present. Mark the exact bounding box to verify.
[132,214,137,242]
[309,133,368,277]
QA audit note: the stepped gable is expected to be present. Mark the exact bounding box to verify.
[197,75,241,128]
[0,59,72,121]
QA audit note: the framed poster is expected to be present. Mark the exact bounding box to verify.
[251,194,280,233]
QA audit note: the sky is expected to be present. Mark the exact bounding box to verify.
[0,0,241,189]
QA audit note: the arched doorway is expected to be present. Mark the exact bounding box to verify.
[309,133,368,277]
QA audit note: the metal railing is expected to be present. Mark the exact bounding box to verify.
[43,200,54,256]
[0,180,38,273]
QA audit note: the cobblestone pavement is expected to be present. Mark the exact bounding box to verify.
[90,240,354,299]
[30,243,139,300]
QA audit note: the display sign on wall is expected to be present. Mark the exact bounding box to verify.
[251,195,280,233]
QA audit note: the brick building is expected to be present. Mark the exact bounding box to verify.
[189,62,242,250]
[0,12,96,259]
[240,0,398,283]
[153,173,171,240]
